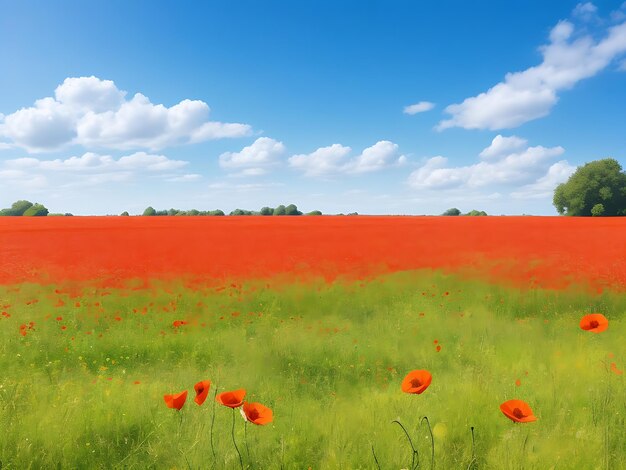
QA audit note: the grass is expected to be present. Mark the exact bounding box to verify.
[0,269,625,469]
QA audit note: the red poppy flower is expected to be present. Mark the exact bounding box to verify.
[216,389,246,408]
[401,370,432,394]
[579,313,608,333]
[164,390,188,410]
[240,401,273,425]
[500,399,537,423]
[610,362,623,375]
[194,380,211,405]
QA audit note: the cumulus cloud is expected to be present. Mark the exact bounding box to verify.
[403,101,435,115]
[0,76,252,152]
[289,141,405,177]
[573,2,598,19]
[0,151,191,190]
[5,151,187,172]
[408,135,566,194]
[219,137,285,176]
[510,161,577,199]
[437,11,626,131]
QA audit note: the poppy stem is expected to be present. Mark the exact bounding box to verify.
[466,426,477,470]
[371,445,381,470]
[420,416,435,470]
[244,420,251,460]
[231,408,243,470]
[392,420,418,470]
[210,386,217,462]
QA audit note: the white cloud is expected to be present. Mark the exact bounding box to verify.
[0,151,191,191]
[289,141,405,177]
[165,174,203,182]
[403,101,435,115]
[437,16,626,130]
[479,135,528,160]
[619,58,626,70]
[573,2,598,19]
[219,137,285,176]
[5,151,187,172]
[510,160,576,199]
[408,135,566,192]
[0,76,252,152]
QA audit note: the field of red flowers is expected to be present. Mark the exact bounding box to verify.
[1,216,626,290]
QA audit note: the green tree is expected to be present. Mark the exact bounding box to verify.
[142,206,157,216]
[306,210,322,215]
[285,204,302,215]
[120,211,129,216]
[465,210,487,216]
[23,203,49,216]
[591,203,605,216]
[208,209,225,216]
[553,158,626,216]
[260,206,274,216]
[442,208,461,216]
[0,200,34,216]
[273,205,286,216]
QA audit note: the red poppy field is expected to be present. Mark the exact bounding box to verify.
[0,216,625,469]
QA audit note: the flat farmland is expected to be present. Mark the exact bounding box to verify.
[0,216,625,469]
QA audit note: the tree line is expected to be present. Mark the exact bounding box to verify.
[141,204,324,216]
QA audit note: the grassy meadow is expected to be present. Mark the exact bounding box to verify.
[0,270,625,469]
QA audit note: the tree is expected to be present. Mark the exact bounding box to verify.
[0,200,34,216]
[273,205,286,216]
[285,204,302,215]
[260,206,273,216]
[465,210,488,216]
[120,211,129,216]
[591,204,605,216]
[442,208,461,216]
[553,158,626,216]
[143,206,156,216]
[23,203,49,216]
[306,210,322,215]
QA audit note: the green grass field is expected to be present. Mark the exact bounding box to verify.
[1,270,624,469]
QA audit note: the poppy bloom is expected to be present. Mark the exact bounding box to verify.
[194,380,211,405]
[240,401,273,425]
[579,313,608,333]
[610,363,623,375]
[401,370,432,394]
[216,389,246,408]
[164,390,188,410]
[500,399,537,423]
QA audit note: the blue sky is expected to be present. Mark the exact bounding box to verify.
[1,0,625,215]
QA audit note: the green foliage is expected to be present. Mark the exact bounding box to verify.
[142,206,156,216]
[591,203,605,216]
[120,211,130,217]
[465,210,488,216]
[229,209,254,216]
[0,200,34,216]
[285,204,302,215]
[22,203,49,216]
[273,205,286,216]
[553,158,626,216]
[442,208,461,216]
[260,206,274,216]
[306,210,323,216]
